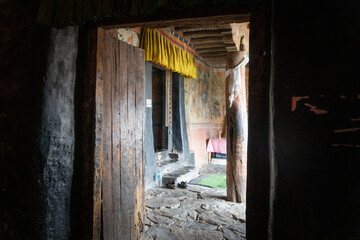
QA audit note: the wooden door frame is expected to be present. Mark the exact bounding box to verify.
[80,5,271,239]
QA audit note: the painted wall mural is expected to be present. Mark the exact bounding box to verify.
[184,60,211,123]
[210,71,226,125]
[184,58,226,166]
[184,60,226,124]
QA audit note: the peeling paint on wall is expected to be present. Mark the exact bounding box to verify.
[339,95,360,99]
[303,103,328,115]
[333,127,360,133]
[291,96,309,111]
[117,28,140,47]
[291,95,330,114]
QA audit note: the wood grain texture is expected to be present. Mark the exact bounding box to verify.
[196,47,227,54]
[226,51,247,203]
[126,43,137,240]
[102,30,115,239]
[190,36,223,45]
[183,30,223,38]
[96,29,145,240]
[175,25,232,33]
[103,14,250,30]
[94,27,105,240]
[194,42,226,49]
[118,36,129,239]
[134,46,145,240]
[112,33,122,238]
[199,51,227,58]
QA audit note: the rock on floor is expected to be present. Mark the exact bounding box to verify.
[145,185,246,240]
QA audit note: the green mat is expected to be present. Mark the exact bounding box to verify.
[198,174,226,188]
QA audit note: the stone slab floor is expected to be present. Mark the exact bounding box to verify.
[144,184,246,240]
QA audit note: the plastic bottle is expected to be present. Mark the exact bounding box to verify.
[156,171,162,187]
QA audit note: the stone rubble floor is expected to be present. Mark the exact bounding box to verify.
[145,184,246,240]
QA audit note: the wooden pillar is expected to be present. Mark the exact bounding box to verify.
[226,51,247,203]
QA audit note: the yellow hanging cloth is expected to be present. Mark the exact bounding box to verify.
[140,28,197,79]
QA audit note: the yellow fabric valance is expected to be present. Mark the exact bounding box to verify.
[140,28,197,79]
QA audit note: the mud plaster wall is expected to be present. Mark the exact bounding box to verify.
[184,59,226,167]
[0,1,49,239]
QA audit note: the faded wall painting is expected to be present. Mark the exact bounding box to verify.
[184,60,226,125]
[184,58,226,166]
[210,71,226,125]
[184,60,211,123]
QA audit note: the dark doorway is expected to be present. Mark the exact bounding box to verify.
[152,67,168,152]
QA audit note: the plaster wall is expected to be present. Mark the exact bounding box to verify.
[184,60,226,167]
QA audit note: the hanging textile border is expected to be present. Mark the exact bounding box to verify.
[140,28,197,79]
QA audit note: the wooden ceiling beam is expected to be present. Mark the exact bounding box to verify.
[226,46,239,52]
[194,42,226,49]
[202,56,227,61]
[190,36,223,45]
[222,34,234,44]
[175,24,232,32]
[183,30,223,38]
[221,31,233,35]
[199,51,227,58]
[196,47,227,54]
[103,14,250,30]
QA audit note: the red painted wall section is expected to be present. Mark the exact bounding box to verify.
[184,58,226,167]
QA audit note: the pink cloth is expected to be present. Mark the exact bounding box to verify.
[206,138,227,154]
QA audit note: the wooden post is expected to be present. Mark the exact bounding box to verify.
[226,51,247,203]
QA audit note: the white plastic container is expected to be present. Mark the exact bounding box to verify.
[156,171,162,187]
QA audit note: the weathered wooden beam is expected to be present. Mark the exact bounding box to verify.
[222,34,234,44]
[190,36,223,44]
[202,56,227,61]
[199,51,227,58]
[226,46,239,52]
[196,47,227,54]
[226,51,247,203]
[175,24,232,32]
[183,30,222,38]
[194,42,226,49]
[103,14,250,30]
[94,27,105,240]
[221,30,233,35]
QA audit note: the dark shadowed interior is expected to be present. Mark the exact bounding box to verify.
[1,0,360,239]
